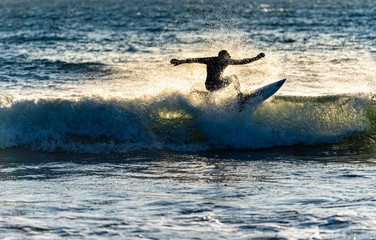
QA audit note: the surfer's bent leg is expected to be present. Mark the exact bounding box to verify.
[206,76,241,93]
[205,79,228,91]
[230,75,241,93]
[223,75,241,94]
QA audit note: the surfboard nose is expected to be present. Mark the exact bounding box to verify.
[276,78,286,87]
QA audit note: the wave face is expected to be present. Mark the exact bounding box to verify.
[0,93,373,153]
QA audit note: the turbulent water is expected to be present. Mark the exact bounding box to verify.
[1,0,376,239]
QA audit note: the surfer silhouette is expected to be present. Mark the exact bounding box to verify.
[170,50,265,94]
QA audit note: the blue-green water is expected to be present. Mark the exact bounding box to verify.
[1,0,376,239]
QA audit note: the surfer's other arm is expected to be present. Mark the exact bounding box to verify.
[230,53,265,65]
[170,58,210,66]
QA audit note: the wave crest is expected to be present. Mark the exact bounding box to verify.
[0,92,372,153]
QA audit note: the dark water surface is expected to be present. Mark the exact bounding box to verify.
[1,147,376,239]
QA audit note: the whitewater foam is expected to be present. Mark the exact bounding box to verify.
[0,92,372,153]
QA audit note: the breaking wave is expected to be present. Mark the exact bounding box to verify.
[0,92,374,153]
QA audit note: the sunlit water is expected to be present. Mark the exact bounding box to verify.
[1,148,376,239]
[1,0,376,239]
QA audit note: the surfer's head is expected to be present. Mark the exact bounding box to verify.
[218,50,231,59]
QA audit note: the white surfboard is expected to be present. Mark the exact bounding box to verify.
[238,79,286,111]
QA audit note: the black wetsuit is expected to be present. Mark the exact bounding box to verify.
[203,57,231,91]
[171,53,264,92]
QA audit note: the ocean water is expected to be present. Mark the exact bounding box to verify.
[1,0,376,239]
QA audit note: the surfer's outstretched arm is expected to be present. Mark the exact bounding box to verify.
[170,57,210,66]
[229,53,265,65]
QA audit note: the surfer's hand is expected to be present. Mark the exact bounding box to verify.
[170,59,181,66]
[257,53,265,59]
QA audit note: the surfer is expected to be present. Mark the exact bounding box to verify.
[170,50,265,94]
